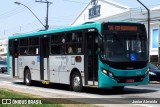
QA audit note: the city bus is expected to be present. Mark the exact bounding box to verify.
[8,21,149,92]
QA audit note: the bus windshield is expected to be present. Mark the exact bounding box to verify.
[101,32,147,62]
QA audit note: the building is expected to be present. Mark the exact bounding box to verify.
[72,0,160,64]
[0,39,8,61]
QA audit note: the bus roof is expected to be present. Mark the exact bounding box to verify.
[8,22,101,40]
[107,20,142,24]
[8,21,144,40]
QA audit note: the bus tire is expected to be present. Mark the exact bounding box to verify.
[71,72,82,92]
[24,69,32,86]
[112,86,124,90]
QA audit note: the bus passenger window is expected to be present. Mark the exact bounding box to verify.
[51,45,64,54]
[60,45,65,54]
[66,44,82,54]
[68,46,73,53]
[36,48,39,54]
[72,33,77,42]
[24,49,29,55]
[30,49,34,54]
[14,52,17,56]
[29,47,39,55]
[77,48,81,53]
[19,48,29,55]
[9,48,12,56]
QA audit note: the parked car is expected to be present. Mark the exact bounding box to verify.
[157,64,160,70]
[148,63,160,81]
[0,60,7,73]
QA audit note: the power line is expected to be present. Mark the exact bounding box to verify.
[0,0,34,16]
[0,1,40,20]
[130,4,160,10]
[0,0,88,20]
[54,0,88,4]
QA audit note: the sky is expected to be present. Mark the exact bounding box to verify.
[0,0,160,39]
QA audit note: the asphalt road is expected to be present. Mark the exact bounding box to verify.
[0,73,160,107]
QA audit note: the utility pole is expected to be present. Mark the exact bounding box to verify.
[35,0,52,30]
[137,0,150,62]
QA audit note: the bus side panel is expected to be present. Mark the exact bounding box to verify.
[49,55,84,85]
[19,56,40,81]
[65,55,84,85]
[44,58,49,80]
[49,56,60,83]
[18,56,24,79]
[15,58,18,76]
[9,56,13,78]
[59,55,84,84]
[57,56,69,84]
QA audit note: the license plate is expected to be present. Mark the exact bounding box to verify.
[126,79,134,83]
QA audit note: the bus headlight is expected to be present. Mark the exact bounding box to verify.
[102,69,108,74]
[102,68,114,78]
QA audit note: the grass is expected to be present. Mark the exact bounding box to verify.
[0,88,63,107]
[0,88,32,98]
[0,105,62,107]
[0,88,98,107]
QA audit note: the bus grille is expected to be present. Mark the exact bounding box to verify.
[114,75,145,83]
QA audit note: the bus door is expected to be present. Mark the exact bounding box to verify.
[40,36,49,81]
[158,24,160,64]
[12,40,19,77]
[84,29,98,85]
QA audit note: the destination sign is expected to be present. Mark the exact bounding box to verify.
[108,25,138,31]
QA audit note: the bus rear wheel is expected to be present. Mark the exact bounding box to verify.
[24,69,32,86]
[71,72,82,92]
[112,86,124,90]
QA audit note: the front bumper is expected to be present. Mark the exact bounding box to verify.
[98,72,149,88]
[98,62,149,88]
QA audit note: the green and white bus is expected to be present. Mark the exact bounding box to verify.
[8,22,149,92]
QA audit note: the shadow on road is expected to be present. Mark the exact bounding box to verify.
[13,81,158,96]
[83,87,158,95]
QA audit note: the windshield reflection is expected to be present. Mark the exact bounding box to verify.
[101,32,147,62]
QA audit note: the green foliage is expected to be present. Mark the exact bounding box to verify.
[0,89,63,107]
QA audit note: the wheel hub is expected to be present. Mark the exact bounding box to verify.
[26,73,30,83]
[74,76,80,87]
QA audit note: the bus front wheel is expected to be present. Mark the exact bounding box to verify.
[71,72,82,92]
[24,69,32,86]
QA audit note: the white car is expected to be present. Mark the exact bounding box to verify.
[0,60,7,73]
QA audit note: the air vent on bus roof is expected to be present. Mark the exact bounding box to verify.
[39,29,47,32]
[82,22,95,25]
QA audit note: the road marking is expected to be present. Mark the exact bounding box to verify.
[150,81,160,84]
[0,74,10,76]
[1,81,12,84]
